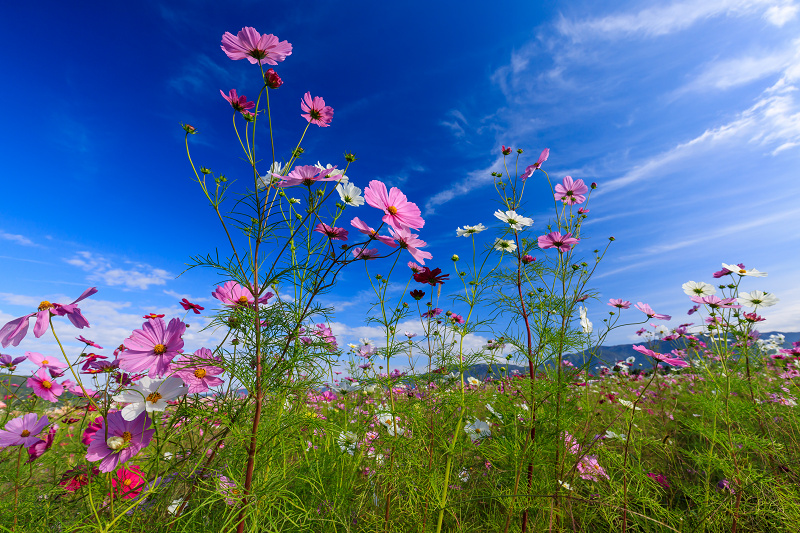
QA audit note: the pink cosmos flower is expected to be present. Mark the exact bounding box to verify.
[110,465,146,499]
[26,351,67,373]
[634,303,671,321]
[27,368,64,402]
[314,223,349,241]
[632,345,688,367]
[301,92,333,127]
[212,280,273,307]
[85,411,154,473]
[0,287,97,348]
[220,27,292,66]
[577,455,609,482]
[388,226,432,265]
[273,164,338,188]
[26,425,57,463]
[0,353,25,371]
[520,148,549,180]
[76,335,103,349]
[537,231,579,253]
[690,295,741,309]
[408,262,423,273]
[220,89,255,113]
[350,217,397,247]
[119,317,186,378]
[0,413,49,448]
[608,299,631,309]
[82,416,103,446]
[554,176,588,205]
[218,475,240,505]
[351,247,380,260]
[364,181,425,231]
[173,348,225,394]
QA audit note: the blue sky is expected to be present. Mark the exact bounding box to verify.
[1,0,799,374]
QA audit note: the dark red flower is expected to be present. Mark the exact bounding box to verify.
[142,313,165,320]
[179,298,205,314]
[409,289,426,301]
[413,267,449,286]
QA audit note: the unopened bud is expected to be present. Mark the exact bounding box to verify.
[264,68,283,89]
[451,255,459,262]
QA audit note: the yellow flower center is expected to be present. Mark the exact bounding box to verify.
[38,301,54,311]
[122,431,132,442]
[20,430,30,437]
[237,295,249,305]
[146,392,163,404]
[42,359,49,365]
[123,478,133,487]
[153,344,167,355]
[387,206,398,215]
[42,380,52,389]
[738,269,747,274]
[194,368,207,379]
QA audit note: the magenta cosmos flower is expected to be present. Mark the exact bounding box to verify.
[350,217,397,247]
[85,410,154,473]
[273,164,338,188]
[110,465,146,499]
[632,345,688,368]
[0,413,49,448]
[27,368,64,402]
[179,298,204,314]
[221,27,292,66]
[537,231,579,253]
[119,317,186,378]
[314,223,348,241]
[554,176,589,205]
[0,287,97,348]
[172,348,225,394]
[364,181,425,231]
[220,89,255,113]
[212,280,273,308]
[388,226,432,265]
[634,302,671,321]
[301,92,334,127]
[520,148,549,180]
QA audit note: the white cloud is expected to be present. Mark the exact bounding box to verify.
[0,230,35,246]
[556,0,796,41]
[65,251,173,290]
[676,50,794,94]
[424,155,504,213]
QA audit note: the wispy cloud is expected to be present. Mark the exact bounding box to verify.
[65,251,173,290]
[0,230,36,247]
[424,155,504,213]
[556,0,796,41]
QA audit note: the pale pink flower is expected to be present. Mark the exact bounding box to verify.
[363,181,425,231]
[350,217,397,247]
[388,226,432,265]
[301,92,333,127]
[634,303,671,321]
[119,317,186,378]
[352,247,380,260]
[212,280,273,307]
[554,176,588,204]
[632,345,688,367]
[537,231,579,253]
[273,165,338,188]
[173,348,225,394]
[690,295,741,309]
[220,27,292,66]
[577,455,609,482]
[608,299,631,309]
[314,223,348,241]
[26,352,67,372]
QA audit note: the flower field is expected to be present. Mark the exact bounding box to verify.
[0,26,795,533]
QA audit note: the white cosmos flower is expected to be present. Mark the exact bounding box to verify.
[485,403,503,421]
[494,239,517,252]
[579,306,592,334]
[258,162,285,189]
[337,431,359,455]
[113,376,188,421]
[737,290,779,308]
[464,418,492,442]
[315,162,345,179]
[682,281,716,297]
[618,399,642,411]
[722,263,768,277]
[467,376,482,386]
[456,223,487,237]
[336,181,364,207]
[375,409,404,436]
[493,210,534,229]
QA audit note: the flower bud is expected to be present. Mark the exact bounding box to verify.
[502,145,512,155]
[521,255,535,264]
[264,68,283,89]
[609,236,615,241]
[451,255,459,262]
[344,152,357,162]
[106,436,125,450]
[591,182,597,189]
[182,123,198,134]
